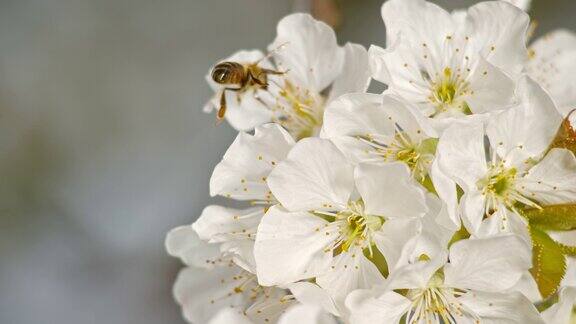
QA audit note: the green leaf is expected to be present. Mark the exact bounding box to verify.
[529,226,567,298]
[521,204,576,231]
[548,111,576,154]
[558,242,576,256]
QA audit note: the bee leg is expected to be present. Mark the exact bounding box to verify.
[216,87,244,124]
[216,91,227,124]
[262,68,289,76]
[252,77,268,90]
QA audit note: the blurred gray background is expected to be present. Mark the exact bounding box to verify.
[0,0,573,323]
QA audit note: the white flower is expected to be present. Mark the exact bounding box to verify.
[502,0,576,126]
[526,29,576,125]
[346,235,543,324]
[437,77,576,238]
[504,0,532,11]
[166,226,295,324]
[321,92,460,229]
[192,123,294,272]
[541,258,576,324]
[205,13,370,139]
[322,92,438,180]
[207,304,338,324]
[370,0,529,129]
[254,137,440,309]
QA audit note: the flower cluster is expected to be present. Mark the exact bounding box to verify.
[167,0,576,323]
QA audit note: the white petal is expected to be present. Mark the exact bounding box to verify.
[316,250,385,310]
[541,287,576,324]
[461,190,487,235]
[193,205,262,242]
[192,205,262,272]
[383,93,438,140]
[270,13,343,91]
[223,240,257,274]
[550,230,576,247]
[437,123,487,189]
[322,93,393,146]
[562,257,576,287]
[288,282,341,317]
[368,44,391,84]
[508,271,542,303]
[208,308,254,324]
[368,35,431,106]
[346,289,411,324]
[503,0,532,11]
[373,217,421,270]
[254,206,335,286]
[465,57,515,114]
[429,113,490,135]
[381,0,453,50]
[174,266,251,324]
[475,208,531,244]
[165,225,222,268]
[527,29,576,113]
[430,154,460,230]
[278,304,338,324]
[422,193,459,244]
[444,235,532,292]
[519,148,576,204]
[465,1,529,75]
[223,91,275,131]
[387,249,448,290]
[327,43,371,102]
[487,76,562,164]
[355,162,427,219]
[245,287,294,324]
[458,291,544,324]
[210,123,295,200]
[267,138,354,211]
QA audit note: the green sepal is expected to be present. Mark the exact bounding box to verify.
[521,204,576,231]
[364,245,389,278]
[529,226,567,298]
[418,138,439,155]
[420,175,437,195]
[448,224,470,247]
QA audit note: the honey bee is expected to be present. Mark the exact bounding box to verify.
[210,44,289,123]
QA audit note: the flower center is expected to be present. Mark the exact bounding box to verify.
[404,272,478,324]
[274,80,324,140]
[429,68,472,116]
[375,132,438,181]
[482,165,517,196]
[477,163,540,214]
[328,200,384,253]
[477,163,517,211]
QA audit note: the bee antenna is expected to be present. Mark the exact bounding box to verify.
[255,41,290,64]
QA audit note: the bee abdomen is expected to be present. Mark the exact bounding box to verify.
[211,62,245,85]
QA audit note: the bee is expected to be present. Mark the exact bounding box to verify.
[210,43,289,123]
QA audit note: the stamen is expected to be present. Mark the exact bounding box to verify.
[477,162,541,217]
[405,273,479,324]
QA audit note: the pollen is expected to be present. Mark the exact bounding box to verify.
[429,66,471,116]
